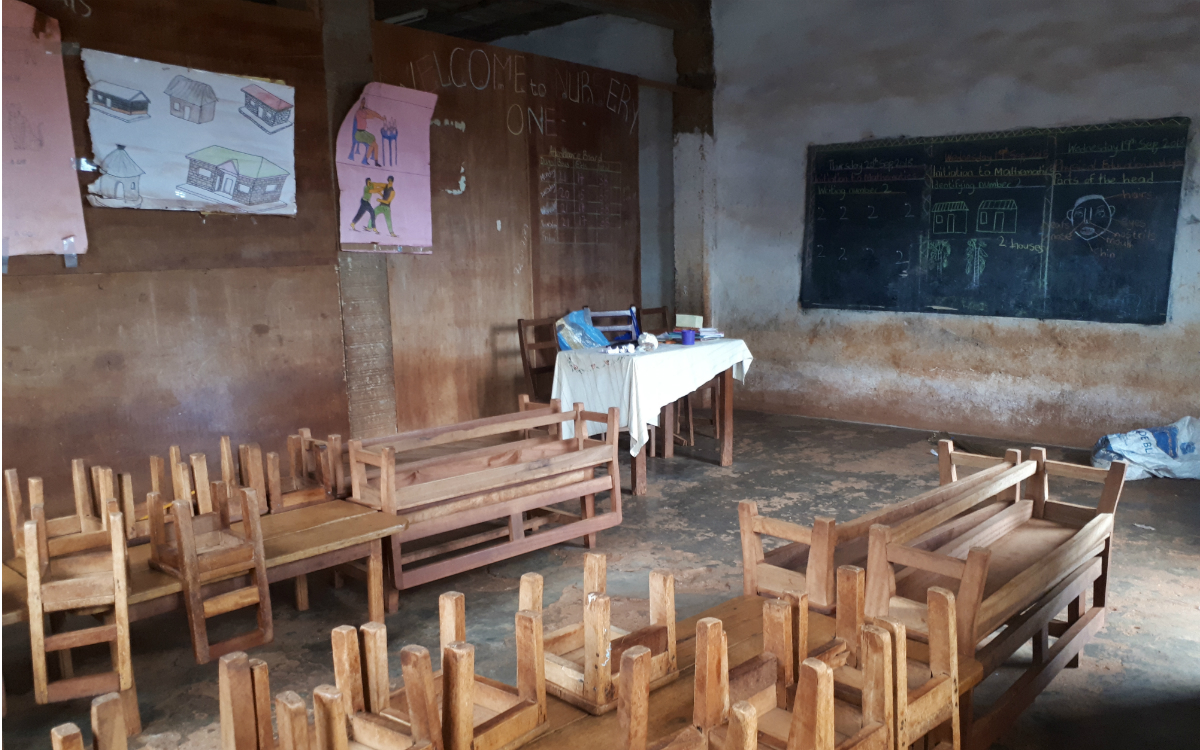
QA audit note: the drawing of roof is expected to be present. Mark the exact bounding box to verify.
[932,201,969,211]
[242,84,293,112]
[165,75,217,105]
[99,145,145,177]
[186,146,288,178]
[978,199,1017,210]
[92,82,148,101]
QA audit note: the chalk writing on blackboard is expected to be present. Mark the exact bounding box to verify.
[538,147,623,245]
[802,118,1189,324]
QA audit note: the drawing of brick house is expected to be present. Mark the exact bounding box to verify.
[165,75,217,124]
[183,146,288,207]
[240,84,294,134]
[90,82,150,121]
[932,200,969,234]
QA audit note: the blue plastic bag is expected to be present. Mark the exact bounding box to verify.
[555,310,610,350]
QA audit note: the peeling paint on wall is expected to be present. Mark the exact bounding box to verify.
[708,0,1200,447]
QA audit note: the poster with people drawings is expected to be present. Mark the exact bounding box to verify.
[82,49,296,215]
[335,82,437,252]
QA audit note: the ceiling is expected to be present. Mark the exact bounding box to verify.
[373,0,702,42]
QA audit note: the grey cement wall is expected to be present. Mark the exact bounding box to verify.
[495,15,677,311]
[710,0,1200,447]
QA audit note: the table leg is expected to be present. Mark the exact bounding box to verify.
[632,447,647,496]
[294,574,309,611]
[663,403,675,459]
[368,539,384,624]
[720,368,734,467]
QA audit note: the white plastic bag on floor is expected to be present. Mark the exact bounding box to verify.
[1091,416,1200,480]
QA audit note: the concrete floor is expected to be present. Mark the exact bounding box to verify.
[3,410,1198,748]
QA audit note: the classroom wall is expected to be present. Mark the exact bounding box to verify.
[1,0,347,540]
[708,0,1200,447]
[495,15,677,311]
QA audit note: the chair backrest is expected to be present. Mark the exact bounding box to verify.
[584,305,640,342]
[638,306,670,335]
[517,316,559,401]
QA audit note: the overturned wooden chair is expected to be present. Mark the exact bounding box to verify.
[153,440,269,524]
[149,479,272,664]
[266,428,345,512]
[25,501,140,735]
[737,455,1028,613]
[49,691,131,750]
[6,461,130,561]
[520,554,678,714]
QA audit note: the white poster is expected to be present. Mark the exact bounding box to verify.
[82,49,296,215]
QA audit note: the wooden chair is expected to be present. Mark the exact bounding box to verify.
[266,428,346,510]
[382,591,549,749]
[6,460,127,558]
[148,479,272,664]
[216,651,276,750]
[24,501,140,735]
[518,315,560,401]
[151,439,269,524]
[637,306,671,335]
[585,304,640,342]
[49,692,131,750]
[619,646,705,750]
[690,616,893,749]
[520,554,678,714]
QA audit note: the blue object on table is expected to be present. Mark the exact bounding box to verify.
[556,309,611,350]
[681,329,696,345]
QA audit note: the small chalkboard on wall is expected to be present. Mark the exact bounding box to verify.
[801,118,1190,324]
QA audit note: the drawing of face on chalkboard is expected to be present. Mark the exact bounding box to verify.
[1067,194,1115,242]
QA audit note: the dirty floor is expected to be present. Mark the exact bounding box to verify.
[3,410,1198,748]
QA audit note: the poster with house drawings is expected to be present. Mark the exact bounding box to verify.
[2,0,89,255]
[335,82,437,251]
[82,49,296,215]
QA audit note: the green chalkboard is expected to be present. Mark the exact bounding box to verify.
[801,118,1190,324]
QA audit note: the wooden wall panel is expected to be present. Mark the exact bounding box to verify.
[5,0,336,275]
[372,24,640,429]
[2,267,348,552]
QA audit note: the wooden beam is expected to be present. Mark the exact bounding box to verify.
[555,0,703,30]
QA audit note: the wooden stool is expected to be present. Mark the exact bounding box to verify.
[520,553,678,715]
[149,479,272,664]
[24,502,140,736]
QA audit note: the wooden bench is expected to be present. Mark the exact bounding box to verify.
[346,403,623,594]
[737,456,1024,613]
[864,441,1127,750]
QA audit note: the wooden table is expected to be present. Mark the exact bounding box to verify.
[551,339,753,495]
[524,594,984,748]
[2,500,407,626]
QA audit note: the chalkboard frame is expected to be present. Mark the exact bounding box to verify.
[801,117,1191,325]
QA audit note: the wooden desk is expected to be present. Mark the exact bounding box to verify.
[524,595,983,748]
[3,500,407,626]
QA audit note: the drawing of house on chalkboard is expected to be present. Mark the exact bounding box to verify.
[90,82,150,122]
[932,201,968,234]
[976,199,1017,233]
[165,75,216,124]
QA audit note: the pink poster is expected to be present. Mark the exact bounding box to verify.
[2,0,88,256]
[336,83,437,252]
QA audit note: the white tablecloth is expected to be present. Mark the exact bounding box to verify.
[551,338,754,456]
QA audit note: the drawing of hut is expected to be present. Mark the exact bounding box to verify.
[164,75,217,124]
[88,145,145,208]
[932,200,968,234]
[89,82,150,122]
[976,199,1018,233]
[179,146,288,208]
[239,84,294,134]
